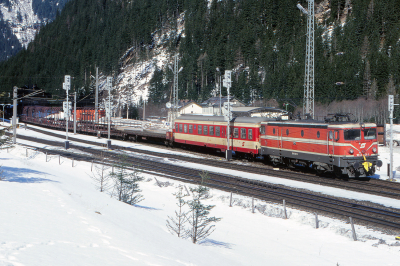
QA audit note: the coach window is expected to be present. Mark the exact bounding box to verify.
[184,124,188,133]
[210,126,214,136]
[216,126,220,137]
[189,125,193,133]
[317,131,320,138]
[175,124,179,132]
[204,125,208,135]
[179,124,183,132]
[248,129,253,140]
[301,130,304,137]
[233,128,239,138]
[260,126,265,135]
[241,128,247,139]
[198,125,202,135]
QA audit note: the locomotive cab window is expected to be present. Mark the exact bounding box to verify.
[301,130,304,137]
[233,128,239,138]
[344,129,361,140]
[248,129,253,140]
[273,128,276,135]
[198,125,202,135]
[209,126,214,136]
[329,131,333,140]
[216,126,220,136]
[241,128,246,139]
[189,125,193,133]
[364,128,376,140]
[286,129,289,136]
[317,131,320,138]
[184,124,187,133]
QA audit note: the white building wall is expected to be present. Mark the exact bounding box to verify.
[180,103,202,115]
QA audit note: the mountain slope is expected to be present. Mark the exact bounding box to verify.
[0,0,398,119]
[0,0,70,61]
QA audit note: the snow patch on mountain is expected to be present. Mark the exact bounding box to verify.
[0,0,40,48]
[114,12,185,108]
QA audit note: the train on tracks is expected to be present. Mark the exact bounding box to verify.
[20,105,382,178]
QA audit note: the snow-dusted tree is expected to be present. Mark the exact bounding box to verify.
[166,185,189,237]
[89,164,112,192]
[111,157,144,205]
[186,171,221,244]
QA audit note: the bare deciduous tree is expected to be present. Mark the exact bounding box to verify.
[89,164,112,192]
[166,185,189,238]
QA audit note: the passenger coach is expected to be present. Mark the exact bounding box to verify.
[171,115,272,158]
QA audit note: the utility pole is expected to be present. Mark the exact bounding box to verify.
[106,76,113,149]
[388,95,399,181]
[169,54,183,126]
[297,0,315,119]
[95,67,99,123]
[223,70,232,161]
[173,54,179,122]
[74,92,77,134]
[143,99,146,121]
[63,75,71,149]
[12,86,17,144]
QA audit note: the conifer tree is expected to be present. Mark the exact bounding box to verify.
[110,156,144,205]
[186,171,220,244]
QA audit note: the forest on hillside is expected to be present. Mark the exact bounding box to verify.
[0,0,399,121]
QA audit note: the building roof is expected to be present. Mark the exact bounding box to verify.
[200,96,244,107]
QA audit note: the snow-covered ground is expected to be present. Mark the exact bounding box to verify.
[1,123,400,266]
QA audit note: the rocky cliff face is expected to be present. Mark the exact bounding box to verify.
[0,0,69,61]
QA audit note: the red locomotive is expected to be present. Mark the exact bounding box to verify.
[259,117,382,177]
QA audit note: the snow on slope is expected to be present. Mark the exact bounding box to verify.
[114,13,185,108]
[0,0,40,48]
[0,123,400,265]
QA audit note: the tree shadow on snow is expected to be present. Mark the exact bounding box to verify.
[134,204,161,211]
[199,239,234,249]
[0,166,56,183]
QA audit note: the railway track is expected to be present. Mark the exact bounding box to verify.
[4,128,400,232]
[13,125,400,200]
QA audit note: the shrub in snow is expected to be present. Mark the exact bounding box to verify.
[110,156,144,205]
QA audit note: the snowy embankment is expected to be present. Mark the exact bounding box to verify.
[1,123,400,266]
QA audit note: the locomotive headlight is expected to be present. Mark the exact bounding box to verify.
[372,147,377,153]
[349,149,354,154]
